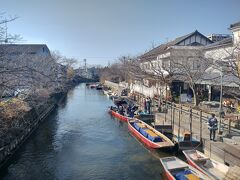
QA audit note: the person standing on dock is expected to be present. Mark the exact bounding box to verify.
[208,114,218,141]
[146,97,151,114]
[144,99,147,113]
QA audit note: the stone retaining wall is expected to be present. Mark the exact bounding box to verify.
[0,92,67,169]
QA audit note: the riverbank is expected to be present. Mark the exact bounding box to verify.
[0,92,65,169]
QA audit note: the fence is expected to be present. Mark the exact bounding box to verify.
[162,101,240,136]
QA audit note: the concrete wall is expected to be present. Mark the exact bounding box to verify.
[204,46,234,62]
[233,29,240,45]
[130,83,162,98]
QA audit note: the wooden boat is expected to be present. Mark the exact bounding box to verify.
[183,150,229,179]
[109,109,128,122]
[160,156,210,180]
[128,118,174,149]
[103,90,109,95]
[106,92,113,98]
[89,84,96,88]
[96,85,103,90]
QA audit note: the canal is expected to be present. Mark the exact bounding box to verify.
[0,84,172,180]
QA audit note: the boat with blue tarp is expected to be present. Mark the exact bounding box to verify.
[128,118,174,149]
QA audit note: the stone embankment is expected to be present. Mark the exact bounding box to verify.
[0,91,66,169]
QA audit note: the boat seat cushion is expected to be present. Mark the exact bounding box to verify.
[136,123,146,128]
[145,129,162,142]
[145,129,158,137]
[139,128,148,137]
[133,122,145,131]
[185,174,199,180]
[150,136,162,142]
[133,123,140,131]
[175,170,192,180]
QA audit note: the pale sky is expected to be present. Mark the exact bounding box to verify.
[1,0,240,66]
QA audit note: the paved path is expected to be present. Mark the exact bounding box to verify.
[154,105,240,166]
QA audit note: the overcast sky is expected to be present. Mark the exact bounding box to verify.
[1,0,240,66]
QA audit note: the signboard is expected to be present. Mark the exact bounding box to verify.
[180,93,188,102]
[180,93,192,103]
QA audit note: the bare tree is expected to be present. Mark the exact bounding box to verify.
[169,47,213,106]
[204,41,240,101]
[0,13,22,44]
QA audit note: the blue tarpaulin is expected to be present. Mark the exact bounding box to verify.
[175,170,192,180]
[147,134,162,142]
[139,128,148,137]
[133,123,141,131]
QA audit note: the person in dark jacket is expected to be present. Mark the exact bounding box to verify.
[118,105,124,115]
[143,99,147,113]
[208,114,218,141]
[146,97,151,114]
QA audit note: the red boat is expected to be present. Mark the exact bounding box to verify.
[109,109,128,122]
[160,156,209,180]
[128,118,174,149]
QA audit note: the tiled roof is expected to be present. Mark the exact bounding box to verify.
[139,30,212,62]
[229,21,240,29]
[204,37,233,49]
[0,44,50,55]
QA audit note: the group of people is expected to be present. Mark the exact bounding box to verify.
[111,103,138,118]
[127,104,138,118]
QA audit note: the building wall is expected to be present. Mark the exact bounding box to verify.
[233,29,240,45]
[130,81,169,99]
[204,46,234,62]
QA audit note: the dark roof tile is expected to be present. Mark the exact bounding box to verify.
[139,30,212,62]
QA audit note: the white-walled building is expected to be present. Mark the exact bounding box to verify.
[131,30,213,98]
[230,22,240,45]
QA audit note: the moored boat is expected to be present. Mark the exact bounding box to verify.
[109,108,128,122]
[128,118,174,149]
[96,84,103,90]
[183,150,229,179]
[89,84,97,88]
[160,156,210,180]
[106,92,113,98]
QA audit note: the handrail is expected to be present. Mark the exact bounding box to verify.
[162,101,240,134]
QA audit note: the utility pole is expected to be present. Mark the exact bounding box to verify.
[219,67,223,133]
[83,59,87,78]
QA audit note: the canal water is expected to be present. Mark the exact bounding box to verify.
[0,84,172,180]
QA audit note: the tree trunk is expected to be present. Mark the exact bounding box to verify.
[190,86,199,107]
